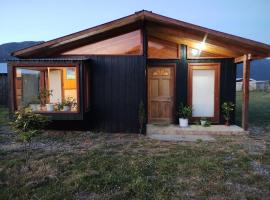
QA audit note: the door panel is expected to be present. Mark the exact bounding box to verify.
[148,66,175,123]
[49,70,62,103]
[188,63,220,122]
[192,69,215,117]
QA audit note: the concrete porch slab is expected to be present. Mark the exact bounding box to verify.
[149,134,216,142]
[147,124,248,136]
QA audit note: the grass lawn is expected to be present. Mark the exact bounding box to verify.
[235,91,270,127]
[0,106,8,126]
[0,92,269,199]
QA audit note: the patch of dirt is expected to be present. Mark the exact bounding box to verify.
[251,161,270,181]
[0,128,146,154]
[225,182,266,200]
[243,138,267,155]
[0,126,16,144]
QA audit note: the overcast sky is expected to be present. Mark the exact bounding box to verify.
[0,0,270,45]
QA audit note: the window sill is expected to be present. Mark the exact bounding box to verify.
[33,111,79,114]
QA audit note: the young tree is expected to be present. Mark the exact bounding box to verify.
[11,108,50,168]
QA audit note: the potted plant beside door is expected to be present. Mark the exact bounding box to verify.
[221,102,235,126]
[178,103,192,127]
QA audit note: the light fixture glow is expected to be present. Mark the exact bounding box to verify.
[195,33,208,51]
[195,42,206,50]
[191,48,199,56]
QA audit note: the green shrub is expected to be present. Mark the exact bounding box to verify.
[178,103,192,119]
[11,107,50,142]
[221,102,234,124]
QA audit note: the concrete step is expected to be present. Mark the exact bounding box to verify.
[147,124,248,136]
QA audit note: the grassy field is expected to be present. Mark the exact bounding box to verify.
[0,92,270,199]
[235,91,270,127]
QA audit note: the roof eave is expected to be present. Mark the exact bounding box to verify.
[12,10,270,58]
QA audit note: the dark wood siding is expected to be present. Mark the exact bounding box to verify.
[0,74,8,106]
[87,55,146,133]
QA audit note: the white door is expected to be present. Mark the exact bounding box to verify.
[188,63,220,122]
[49,70,62,103]
[192,69,215,117]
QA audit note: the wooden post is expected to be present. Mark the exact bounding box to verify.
[242,54,250,130]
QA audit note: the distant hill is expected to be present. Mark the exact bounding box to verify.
[0,41,43,61]
[237,59,270,81]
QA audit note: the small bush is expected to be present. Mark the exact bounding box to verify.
[11,107,50,142]
[222,102,234,125]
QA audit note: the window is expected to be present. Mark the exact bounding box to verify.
[15,66,79,112]
[148,36,179,59]
[61,30,142,55]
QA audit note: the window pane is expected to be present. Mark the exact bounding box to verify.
[16,69,40,109]
[62,30,142,55]
[15,67,78,112]
[148,37,179,59]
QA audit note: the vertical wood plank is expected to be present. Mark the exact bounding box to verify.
[242,55,250,130]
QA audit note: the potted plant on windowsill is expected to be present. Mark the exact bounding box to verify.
[29,99,41,112]
[222,102,235,126]
[178,103,192,128]
[38,89,53,112]
[62,97,77,112]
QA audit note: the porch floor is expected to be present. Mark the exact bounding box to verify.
[147,124,248,137]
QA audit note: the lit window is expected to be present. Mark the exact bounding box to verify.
[15,66,78,112]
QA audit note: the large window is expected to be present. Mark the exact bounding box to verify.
[148,36,179,59]
[61,30,142,55]
[15,66,79,112]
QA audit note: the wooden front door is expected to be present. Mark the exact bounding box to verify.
[148,65,175,123]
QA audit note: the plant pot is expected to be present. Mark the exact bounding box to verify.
[46,104,54,112]
[29,104,39,111]
[63,106,71,112]
[200,120,207,126]
[179,118,189,127]
[225,120,230,126]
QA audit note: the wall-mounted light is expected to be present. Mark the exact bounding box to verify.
[195,42,206,50]
[191,48,199,56]
[196,33,208,50]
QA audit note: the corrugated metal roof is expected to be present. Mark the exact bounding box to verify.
[7,57,91,62]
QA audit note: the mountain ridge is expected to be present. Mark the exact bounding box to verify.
[0,41,43,61]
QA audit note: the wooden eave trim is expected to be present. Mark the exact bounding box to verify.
[234,53,268,63]
[144,11,270,52]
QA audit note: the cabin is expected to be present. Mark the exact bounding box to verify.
[8,10,270,133]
